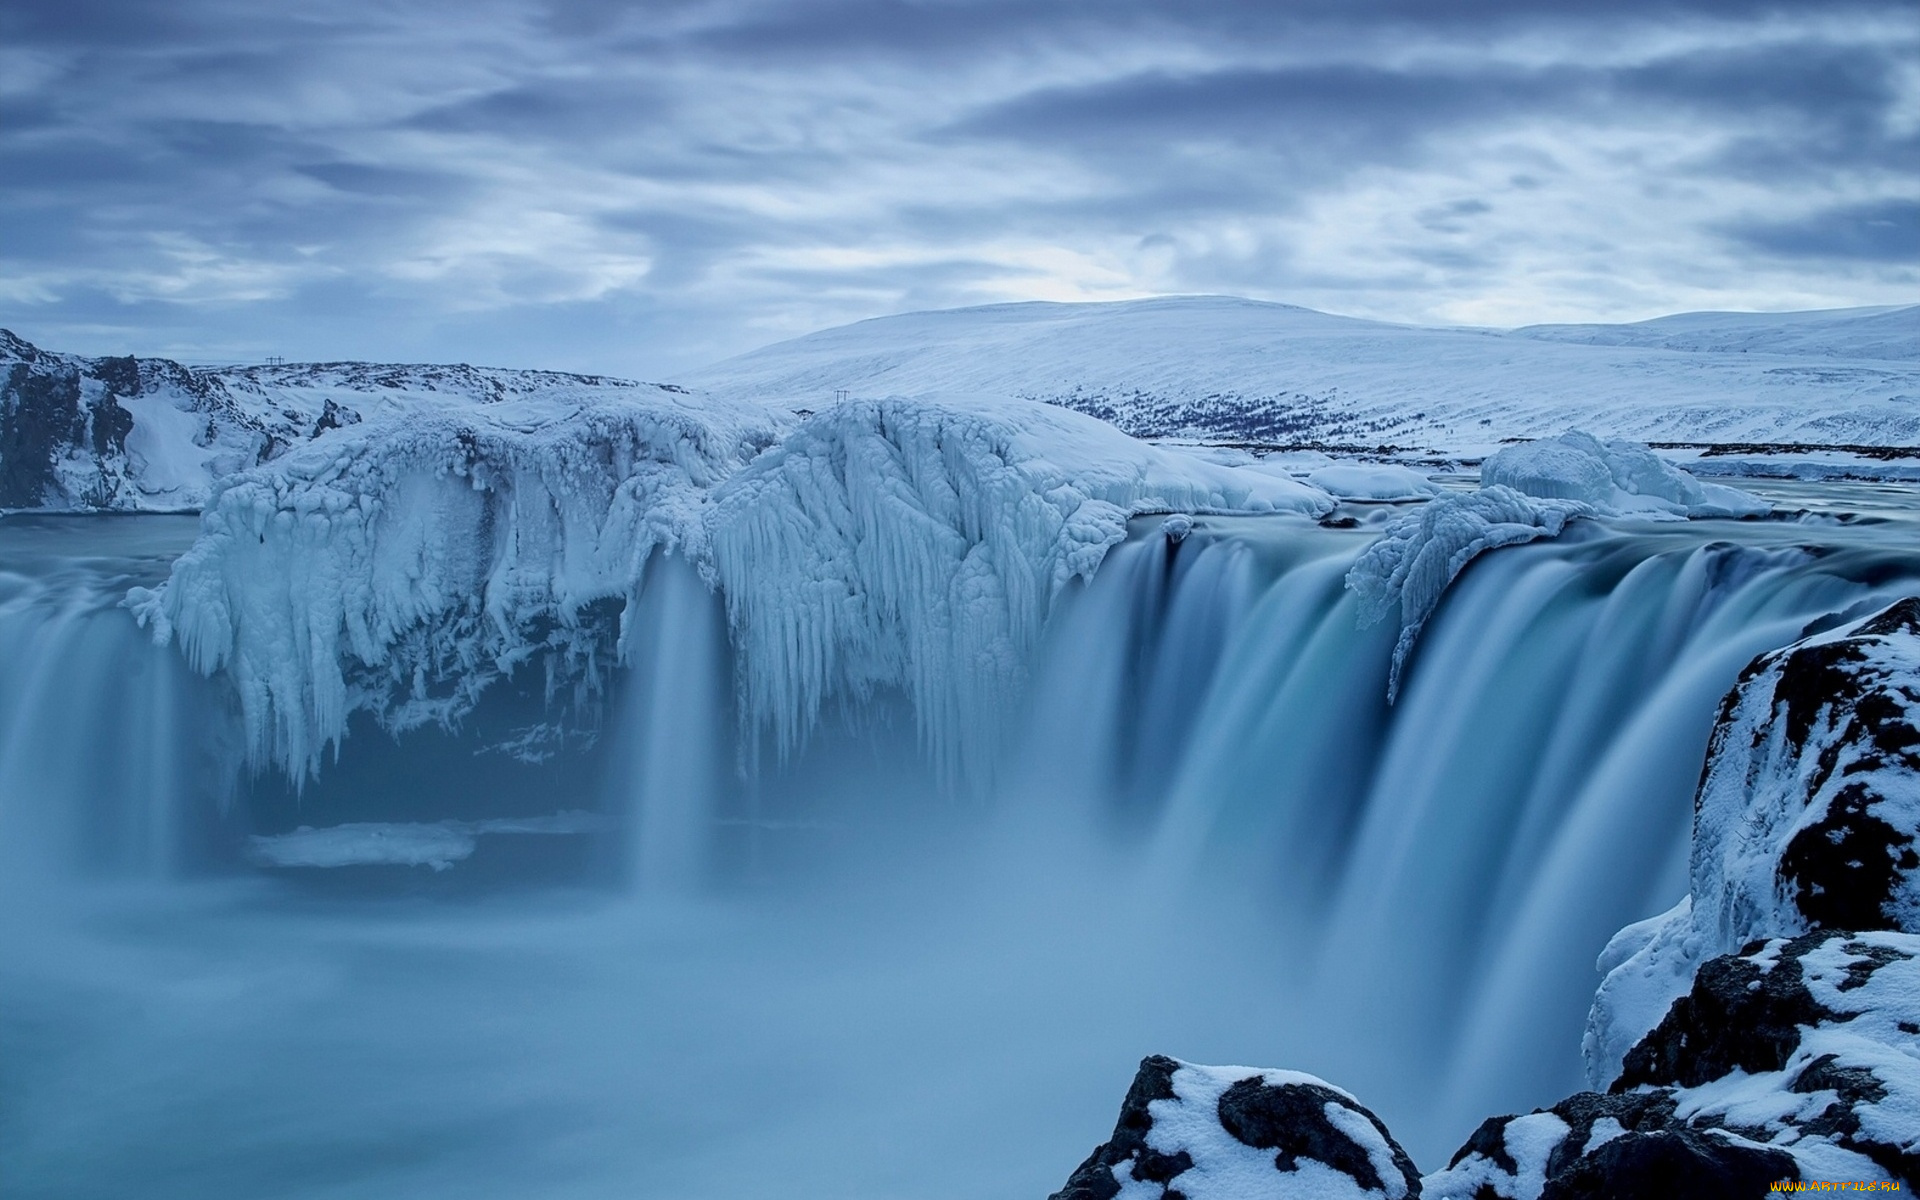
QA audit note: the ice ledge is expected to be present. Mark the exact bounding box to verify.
[133,392,1330,786]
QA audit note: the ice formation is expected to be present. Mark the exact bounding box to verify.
[1302,462,1442,502]
[707,396,1331,783]
[1346,486,1591,701]
[130,390,784,779]
[1480,430,1769,519]
[248,812,609,871]
[1347,434,1768,699]
[132,390,1328,784]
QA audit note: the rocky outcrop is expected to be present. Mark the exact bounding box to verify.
[3,331,150,508]
[0,329,672,511]
[1586,597,1920,1087]
[1428,931,1918,1196]
[1052,1056,1421,1200]
[1425,1089,1796,1199]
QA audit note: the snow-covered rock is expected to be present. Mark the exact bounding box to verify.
[707,396,1331,784]
[1064,930,1917,1197]
[1435,932,1917,1193]
[1,329,233,510]
[0,328,692,512]
[1613,931,1916,1185]
[1586,598,1920,1086]
[133,391,1326,785]
[131,390,784,779]
[1480,431,1768,519]
[1424,1089,1798,1199]
[1052,1056,1421,1200]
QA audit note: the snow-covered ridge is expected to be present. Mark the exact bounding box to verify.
[1517,304,1920,362]
[0,329,682,512]
[678,296,1920,453]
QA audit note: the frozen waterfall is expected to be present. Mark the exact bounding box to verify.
[5,478,1920,1193]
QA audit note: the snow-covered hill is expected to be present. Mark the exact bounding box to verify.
[1517,304,1920,361]
[0,329,684,511]
[6,296,1917,511]
[678,296,1920,453]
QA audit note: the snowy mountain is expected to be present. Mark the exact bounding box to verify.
[0,329,682,511]
[679,296,1920,453]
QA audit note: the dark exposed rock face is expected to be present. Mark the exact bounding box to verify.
[0,328,661,511]
[0,330,150,507]
[1537,1130,1799,1200]
[1214,1074,1420,1195]
[1051,1057,1421,1200]
[0,329,247,509]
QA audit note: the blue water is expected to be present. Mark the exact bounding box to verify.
[4,482,1919,1195]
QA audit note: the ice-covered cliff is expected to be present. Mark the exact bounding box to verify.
[132,392,1330,783]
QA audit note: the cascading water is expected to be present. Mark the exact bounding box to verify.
[5,484,1920,1195]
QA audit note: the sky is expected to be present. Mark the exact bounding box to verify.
[0,0,1915,378]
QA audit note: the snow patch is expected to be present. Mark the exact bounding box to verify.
[249,811,610,871]
[1305,462,1442,502]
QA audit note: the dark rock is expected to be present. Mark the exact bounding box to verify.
[1216,1074,1420,1195]
[1052,1056,1193,1200]
[1538,1130,1797,1200]
[0,329,248,509]
[1614,933,1832,1089]
[0,358,83,506]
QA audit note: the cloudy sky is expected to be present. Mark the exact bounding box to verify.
[2,0,1915,377]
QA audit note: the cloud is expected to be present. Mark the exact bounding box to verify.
[1729,199,1920,261]
[0,0,1913,375]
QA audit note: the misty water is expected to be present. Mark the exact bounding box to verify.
[7,481,1920,1198]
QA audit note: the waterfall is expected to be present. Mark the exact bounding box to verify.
[608,552,729,895]
[1016,515,1920,1153]
[6,504,1920,1187]
[0,517,210,886]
